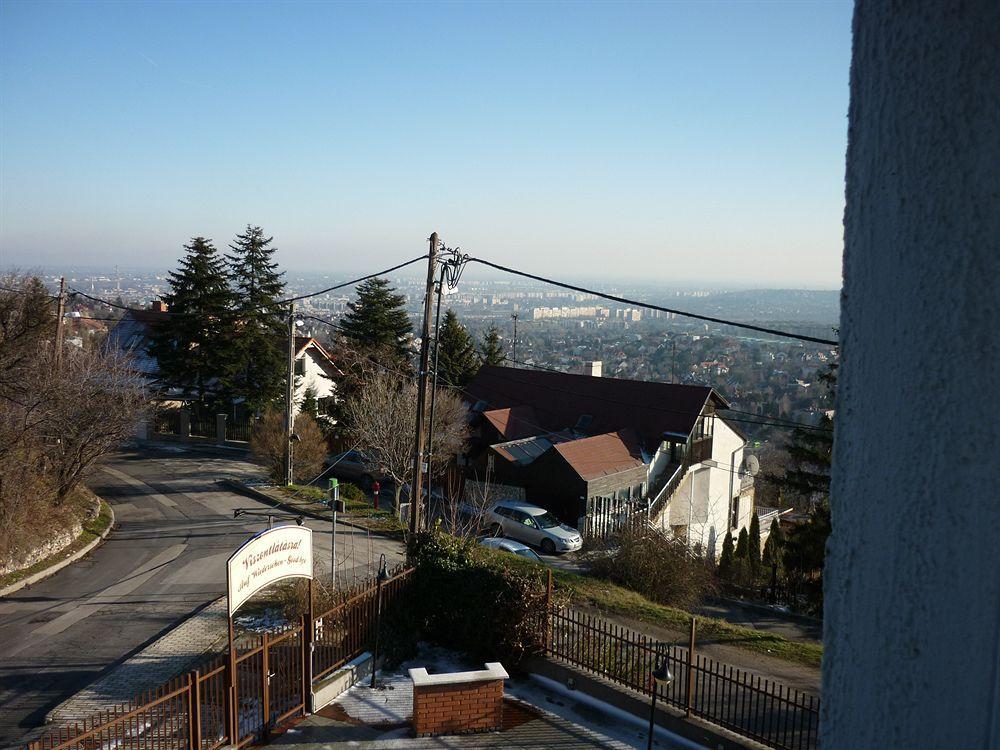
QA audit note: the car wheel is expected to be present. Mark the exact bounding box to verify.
[488,524,503,537]
[540,538,556,555]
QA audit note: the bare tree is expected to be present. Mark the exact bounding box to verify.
[344,369,468,512]
[34,346,151,503]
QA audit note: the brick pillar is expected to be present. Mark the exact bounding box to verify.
[216,414,227,444]
[179,409,190,439]
[409,663,507,737]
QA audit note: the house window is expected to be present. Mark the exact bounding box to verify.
[731,497,741,529]
[294,359,305,376]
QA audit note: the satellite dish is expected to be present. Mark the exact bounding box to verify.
[744,455,760,477]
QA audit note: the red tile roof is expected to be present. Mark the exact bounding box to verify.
[481,405,539,441]
[553,429,646,481]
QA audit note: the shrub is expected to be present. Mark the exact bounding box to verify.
[250,408,328,483]
[382,531,552,666]
[588,526,715,610]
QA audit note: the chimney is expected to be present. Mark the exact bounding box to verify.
[150,300,169,313]
[580,360,602,377]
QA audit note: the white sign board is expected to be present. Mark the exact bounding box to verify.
[227,525,313,616]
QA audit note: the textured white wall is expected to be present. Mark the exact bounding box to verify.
[824,2,1000,748]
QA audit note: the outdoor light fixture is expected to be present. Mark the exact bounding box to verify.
[647,654,674,750]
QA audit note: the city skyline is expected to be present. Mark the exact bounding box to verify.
[1,1,852,286]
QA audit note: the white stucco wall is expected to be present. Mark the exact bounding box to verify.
[294,346,337,410]
[823,3,1000,748]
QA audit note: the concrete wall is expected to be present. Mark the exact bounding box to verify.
[823,3,1000,748]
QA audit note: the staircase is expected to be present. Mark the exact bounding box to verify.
[646,461,690,521]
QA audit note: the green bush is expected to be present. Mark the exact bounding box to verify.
[383,531,552,666]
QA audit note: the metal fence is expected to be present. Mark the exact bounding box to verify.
[226,416,254,443]
[544,607,820,750]
[189,414,216,438]
[153,410,181,436]
[25,568,415,750]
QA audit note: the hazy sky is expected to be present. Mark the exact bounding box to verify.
[0,1,852,287]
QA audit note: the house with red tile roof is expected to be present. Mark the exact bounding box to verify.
[464,366,757,556]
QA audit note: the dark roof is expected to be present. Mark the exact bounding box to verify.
[465,366,726,447]
[552,429,646,481]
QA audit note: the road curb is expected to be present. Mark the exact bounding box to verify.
[218,478,402,539]
[0,502,116,599]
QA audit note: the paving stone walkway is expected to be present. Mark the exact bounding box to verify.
[48,597,228,723]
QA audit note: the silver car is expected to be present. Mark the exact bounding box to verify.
[485,501,583,554]
[478,536,544,563]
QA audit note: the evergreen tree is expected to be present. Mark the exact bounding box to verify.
[339,277,412,362]
[717,530,735,581]
[748,511,762,578]
[735,527,749,559]
[762,518,784,568]
[782,363,836,504]
[479,324,506,367]
[225,225,286,412]
[436,310,479,387]
[300,384,319,416]
[734,527,750,588]
[783,500,831,612]
[150,237,236,411]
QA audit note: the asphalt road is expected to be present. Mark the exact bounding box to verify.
[0,445,405,748]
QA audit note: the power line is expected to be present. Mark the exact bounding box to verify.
[464,256,839,347]
[65,254,429,319]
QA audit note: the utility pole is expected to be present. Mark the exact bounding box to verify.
[54,277,66,369]
[425,266,446,504]
[511,313,518,363]
[409,233,439,535]
[284,302,296,486]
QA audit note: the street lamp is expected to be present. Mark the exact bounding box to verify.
[370,553,390,688]
[647,653,674,750]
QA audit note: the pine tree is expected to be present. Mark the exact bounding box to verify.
[339,277,412,362]
[300,384,319,416]
[225,225,286,412]
[735,527,749,559]
[436,310,479,387]
[479,324,506,367]
[150,237,236,411]
[748,511,762,579]
[717,530,735,581]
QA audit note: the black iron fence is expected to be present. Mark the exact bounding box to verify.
[543,606,819,750]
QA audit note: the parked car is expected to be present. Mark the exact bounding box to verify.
[324,450,378,490]
[478,536,543,563]
[485,500,583,554]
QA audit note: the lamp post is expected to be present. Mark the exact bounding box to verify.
[329,478,344,589]
[647,652,674,750]
[370,553,390,688]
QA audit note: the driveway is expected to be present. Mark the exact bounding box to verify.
[0,445,404,748]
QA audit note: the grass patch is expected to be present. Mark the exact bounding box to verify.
[552,569,823,668]
[0,493,113,590]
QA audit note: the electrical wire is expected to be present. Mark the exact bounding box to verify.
[464,256,839,347]
[65,254,429,319]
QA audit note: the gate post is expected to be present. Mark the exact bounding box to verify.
[188,670,201,750]
[300,612,310,715]
[685,616,697,717]
[261,632,271,738]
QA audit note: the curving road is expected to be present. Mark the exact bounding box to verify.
[0,445,404,748]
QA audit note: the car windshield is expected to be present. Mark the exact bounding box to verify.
[514,548,541,561]
[533,512,560,529]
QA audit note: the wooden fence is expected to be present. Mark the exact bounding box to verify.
[544,606,820,750]
[25,568,414,750]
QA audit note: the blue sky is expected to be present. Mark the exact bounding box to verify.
[0,1,853,286]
